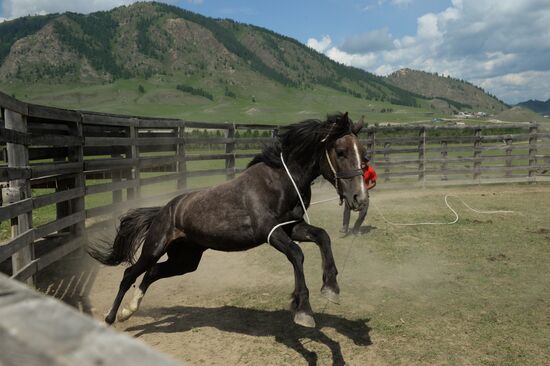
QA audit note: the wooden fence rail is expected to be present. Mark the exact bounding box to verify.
[0,272,184,366]
[1,90,549,287]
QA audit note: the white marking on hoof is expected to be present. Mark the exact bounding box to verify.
[321,287,340,304]
[118,308,134,322]
[294,312,316,328]
[118,288,144,322]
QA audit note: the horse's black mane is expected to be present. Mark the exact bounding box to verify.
[248,113,353,169]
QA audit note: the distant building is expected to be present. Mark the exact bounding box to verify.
[457,111,473,118]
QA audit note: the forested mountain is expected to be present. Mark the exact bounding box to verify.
[516,99,550,115]
[0,2,419,107]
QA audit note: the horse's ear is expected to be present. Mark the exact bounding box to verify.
[352,115,364,134]
[340,112,349,125]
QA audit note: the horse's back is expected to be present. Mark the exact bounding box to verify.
[172,165,275,250]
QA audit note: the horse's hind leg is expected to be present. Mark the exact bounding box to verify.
[118,242,205,322]
[291,222,340,304]
[104,251,157,324]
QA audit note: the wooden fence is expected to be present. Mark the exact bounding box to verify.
[360,122,550,187]
[1,90,549,286]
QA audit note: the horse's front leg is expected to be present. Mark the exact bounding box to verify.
[291,222,340,304]
[269,228,315,328]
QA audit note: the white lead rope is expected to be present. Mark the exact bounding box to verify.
[267,220,300,246]
[266,153,311,245]
[324,150,339,192]
[280,152,311,225]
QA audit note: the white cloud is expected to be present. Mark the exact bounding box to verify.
[326,47,377,69]
[417,13,441,40]
[312,0,550,104]
[476,70,550,104]
[307,35,332,53]
[0,0,183,19]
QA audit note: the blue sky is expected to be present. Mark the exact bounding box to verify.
[178,1,452,46]
[1,0,549,104]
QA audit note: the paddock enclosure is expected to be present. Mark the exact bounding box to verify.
[1,90,550,365]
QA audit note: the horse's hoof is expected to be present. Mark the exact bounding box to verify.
[321,287,340,304]
[294,312,316,328]
[105,314,115,325]
[118,308,134,322]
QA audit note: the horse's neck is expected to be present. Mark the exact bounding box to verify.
[285,160,320,193]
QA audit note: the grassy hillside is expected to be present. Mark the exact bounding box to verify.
[493,107,548,124]
[387,68,508,113]
[7,78,437,124]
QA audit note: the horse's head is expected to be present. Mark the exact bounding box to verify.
[320,113,368,211]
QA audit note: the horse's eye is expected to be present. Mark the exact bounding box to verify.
[336,149,345,158]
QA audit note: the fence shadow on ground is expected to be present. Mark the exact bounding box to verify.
[127,305,372,365]
[35,250,99,315]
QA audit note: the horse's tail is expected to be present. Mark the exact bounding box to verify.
[88,207,162,266]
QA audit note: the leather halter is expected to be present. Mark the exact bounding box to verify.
[324,150,363,192]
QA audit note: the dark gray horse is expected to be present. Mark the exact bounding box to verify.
[89,112,367,327]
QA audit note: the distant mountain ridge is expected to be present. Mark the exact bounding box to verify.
[516,99,550,115]
[0,1,509,119]
[0,2,421,107]
[386,68,508,113]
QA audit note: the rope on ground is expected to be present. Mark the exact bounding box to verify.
[372,194,515,226]
[310,194,515,226]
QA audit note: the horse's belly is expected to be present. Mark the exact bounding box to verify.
[188,231,263,252]
[182,211,261,251]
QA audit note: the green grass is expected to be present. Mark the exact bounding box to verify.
[6,78,443,124]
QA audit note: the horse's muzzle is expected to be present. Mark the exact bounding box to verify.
[347,195,366,211]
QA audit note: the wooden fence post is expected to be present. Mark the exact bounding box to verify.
[366,129,375,161]
[473,128,482,181]
[505,138,513,178]
[54,155,71,233]
[383,142,391,182]
[176,124,187,190]
[441,140,448,181]
[127,124,140,200]
[4,109,34,286]
[418,127,426,184]
[111,156,122,205]
[225,124,236,181]
[528,123,538,181]
[68,118,85,236]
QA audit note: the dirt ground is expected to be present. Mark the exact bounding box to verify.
[37,183,550,365]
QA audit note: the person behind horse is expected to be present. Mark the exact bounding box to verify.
[340,154,377,235]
